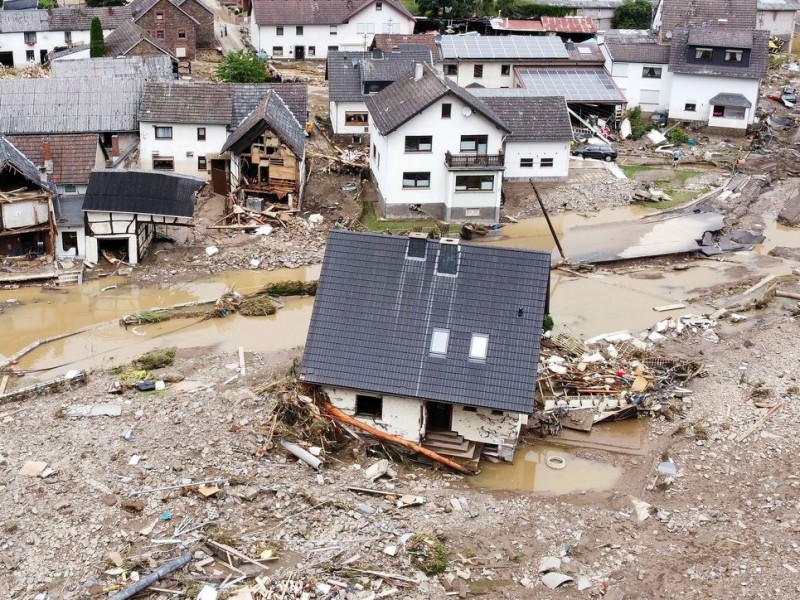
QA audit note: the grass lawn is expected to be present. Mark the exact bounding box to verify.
[358,200,452,235]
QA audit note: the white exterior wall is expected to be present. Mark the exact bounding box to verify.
[450,405,524,448]
[0,28,112,66]
[330,100,370,135]
[55,226,86,258]
[324,387,424,443]
[439,61,515,89]
[139,122,228,177]
[368,94,505,212]
[668,73,760,127]
[253,2,413,60]
[600,47,672,112]
[757,9,796,40]
[503,140,571,181]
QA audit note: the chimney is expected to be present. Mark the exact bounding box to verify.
[42,142,53,175]
[38,166,48,183]
[111,135,120,159]
[414,62,424,81]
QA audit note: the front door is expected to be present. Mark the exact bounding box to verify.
[427,402,453,431]
[40,50,48,63]
[295,45,305,60]
[210,159,229,195]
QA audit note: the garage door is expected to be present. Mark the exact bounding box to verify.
[640,89,661,111]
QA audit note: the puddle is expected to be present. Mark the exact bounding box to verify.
[0,266,320,377]
[759,213,800,252]
[469,445,621,494]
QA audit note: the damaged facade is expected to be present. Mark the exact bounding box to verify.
[221,90,307,211]
[301,230,551,463]
[0,136,56,259]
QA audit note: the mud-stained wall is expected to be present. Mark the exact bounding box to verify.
[324,387,424,443]
[451,405,523,447]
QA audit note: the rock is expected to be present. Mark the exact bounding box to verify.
[108,552,124,567]
[383,545,397,556]
[539,556,562,573]
[365,459,389,481]
[356,504,376,516]
[520,577,534,588]
[18,461,47,477]
[0,454,6,467]
[577,576,592,591]
[778,199,800,227]
[542,572,574,589]
[159,371,185,383]
[121,498,145,513]
[631,497,652,521]
[769,246,800,261]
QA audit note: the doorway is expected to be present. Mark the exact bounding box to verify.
[210,159,229,194]
[0,52,13,67]
[294,45,305,60]
[427,402,453,431]
[40,49,48,63]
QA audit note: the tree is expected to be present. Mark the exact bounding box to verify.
[90,17,105,58]
[85,0,127,6]
[611,0,653,29]
[216,50,268,83]
[417,0,474,18]
[38,0,56,8]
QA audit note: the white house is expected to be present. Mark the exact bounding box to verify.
[757,0,799,47]
[82,170,203,265]
[326,45,434,138]
[250,0,414,61]
[366,63,509,223]
[0,6,130,67]
[600,30,673,112]
[478,95,573,181]
[138,81,308,183]
[301,230,552,465]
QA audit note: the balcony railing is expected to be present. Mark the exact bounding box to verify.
[444,151,504,168]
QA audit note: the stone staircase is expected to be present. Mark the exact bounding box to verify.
[422,430,483,471]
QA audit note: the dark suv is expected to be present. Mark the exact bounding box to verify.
[571,144,617,162]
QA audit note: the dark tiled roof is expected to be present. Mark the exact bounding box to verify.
[606,42,671,63]
[373,33,441,58]
[688,26,754,48]
[252,0,413,26]
[709,92,752,107]
[3,0,38,10]
[55,195,85,228]
[47,43,90,60]
[327,47,434,103]
[221,90,305,157]
[0,135,52,190]
[301,230,551,414]
[82,170,203,218]
[175,0,214,16]
[231,83,308,127]
[104,21,175,58]
[130,0,200,25]
[365,63,509,135]
[659,0,757,37]
[6,134,99,185]
[481,96,573,141]
[669,28,769,79]
[140,82,234,125]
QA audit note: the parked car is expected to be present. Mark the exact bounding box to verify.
[571,144,618,162]
[650,110,669,127]
[781,85,797,107]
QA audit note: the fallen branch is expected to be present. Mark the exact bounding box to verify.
[736,402,785,443]
[206,540,275,572]
[776,290,800,301]
[319,400,474,475]
[108,553,191,600]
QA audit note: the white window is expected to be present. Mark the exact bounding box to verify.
[63,184,77,194]
[154,126,173,139]
[694,47,713,60]
[430,328,450,356]
[519,158,534,168]
[367,23,375,34]
[273,46,283,56]
[469,333,489,360]
[642,66,662,78]
[330,25,337,35]
[725,49,743,63]
[357,23,365,34]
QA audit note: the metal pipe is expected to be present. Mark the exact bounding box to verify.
[108,553,192,600]
[281,439,323,470]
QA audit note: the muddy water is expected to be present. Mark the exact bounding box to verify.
[469,444,621,494]
[0,266,320,377]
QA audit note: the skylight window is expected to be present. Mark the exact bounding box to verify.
[436,239,459,275]
[430,328,450,356]
[469,333,489,360]
[406,232,427,259]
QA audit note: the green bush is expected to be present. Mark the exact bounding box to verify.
[667,127,689,145]
[627,106,652,140]
[543,314,554,332]
[407,533,448,575]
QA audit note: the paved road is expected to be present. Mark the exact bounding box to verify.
[199,0,247,53]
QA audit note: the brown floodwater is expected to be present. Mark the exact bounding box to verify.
[469,444,622,494]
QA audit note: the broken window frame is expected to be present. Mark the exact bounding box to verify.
[344,112,369,125]
[355,394,383,418]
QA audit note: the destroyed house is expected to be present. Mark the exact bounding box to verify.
[301,230,551,463]
[81,170,203,265]
[0,135,56,258]
[220,90,306,210]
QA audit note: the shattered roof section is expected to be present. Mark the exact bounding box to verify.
[301,230,551,414]
[221,90,305,157]
[0,135,55,192]
[365,63,508,135]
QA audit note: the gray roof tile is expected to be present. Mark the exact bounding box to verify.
[0,6,131,33]
[55,195,85,227]
[481,96,573,141]
[659,0,757,38]
[221,89,305,157]
[252,0,413,26]
[82,170,203,218]
[104,20,175,58]
[687,26,755,48]
[709,92,752,107]
[604,31,671,63]
[301,230,551,414]
[365,63,509,135]
[231,83,308,127]
[669,28,769,79]
[50,55,175,79]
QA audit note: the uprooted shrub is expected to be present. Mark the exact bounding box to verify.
[133,347,177,370]
[407,533,449,575]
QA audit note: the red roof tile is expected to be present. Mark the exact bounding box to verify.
[541,16,597,34]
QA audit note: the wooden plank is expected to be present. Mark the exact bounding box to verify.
[0,376,8,395]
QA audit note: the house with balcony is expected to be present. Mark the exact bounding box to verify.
[326,45,434,139]
[0,6,130,67]
[250,0,415,61]
[366,63,509,223]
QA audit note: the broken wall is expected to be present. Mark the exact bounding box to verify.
[450,404,524,448]
[324,387,424,443]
